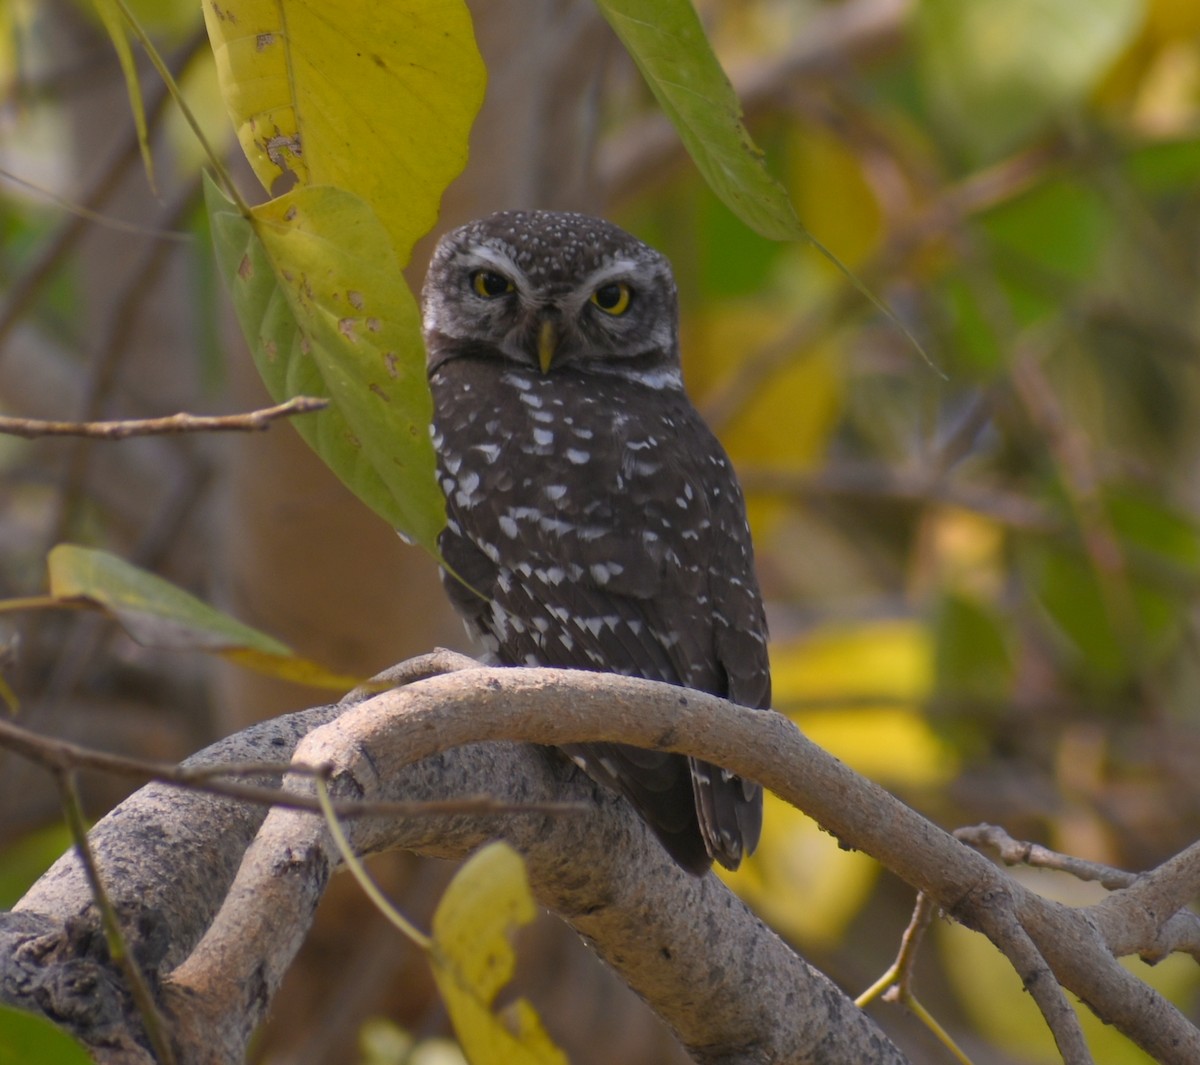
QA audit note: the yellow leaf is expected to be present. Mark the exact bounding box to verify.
[202,0,485,264]
[773,619,934,705]
[430,844,567,1065]
[772,621,955,787]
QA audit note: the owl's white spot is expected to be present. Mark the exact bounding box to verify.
[682,529,700,541]
[577,525,607,541]
[643,529,659,542]
[531,615,550,633]
[523,652,541,666]
[622,366,684,391]
[590,563,612,584]
[533,428,554,446]
[442,452,462,475]
[627,619,642,635]
[518,391,543,409]
[508,616,527,634]
[531,410,555,424]
[515,560,533,578]
[627,438,656,450]
[683,483,694,499]
[572,426,594,440]
[472,442,501,463]
[675,495,689,508]
[566,448,589,464]
[560,632,574,651]
[498,515,519,538]
[544,484,567,501]
[430,428,444,448]
[458,470,480,495]
[503,373,533,391]
[479,540,501,563]
[633,460,660,477]
[440,476,455,494]
[538,516,575,536]
[578,616,605,637]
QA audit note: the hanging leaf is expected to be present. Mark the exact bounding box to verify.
[45,544,359,689]
[430,843,567,1065]
[205,176,445,554]
[595,0,801,241]
[89,0,156,189]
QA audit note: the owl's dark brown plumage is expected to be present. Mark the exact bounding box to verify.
[421,210,771,875]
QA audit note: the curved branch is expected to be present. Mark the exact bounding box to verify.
[8,664,1200,1063]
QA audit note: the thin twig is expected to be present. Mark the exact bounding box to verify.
[0,397,329,440]
[956,823,1135,890]
[0,716,585,819]
[57,768,178,1065]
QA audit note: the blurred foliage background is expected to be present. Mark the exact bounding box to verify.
[2,0,1200,1062]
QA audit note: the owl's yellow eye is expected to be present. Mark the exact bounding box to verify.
[590,282,632,315]
[471,270,515,298]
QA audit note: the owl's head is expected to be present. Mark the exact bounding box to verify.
[421,210,681,387]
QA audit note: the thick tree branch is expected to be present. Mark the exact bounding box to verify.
[6,663,1200,1063]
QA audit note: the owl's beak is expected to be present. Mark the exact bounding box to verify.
[537,320,558,374]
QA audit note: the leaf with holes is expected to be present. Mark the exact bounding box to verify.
[202,0,485,265]
[205,176,445,553]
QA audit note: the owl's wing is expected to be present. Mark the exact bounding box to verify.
[439,446,770,872]
[438,527,713,872]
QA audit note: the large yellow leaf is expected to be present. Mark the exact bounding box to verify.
[430,843,567,1065]
[202,0,485,264]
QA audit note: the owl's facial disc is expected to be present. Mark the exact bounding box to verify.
[422,210,683,385]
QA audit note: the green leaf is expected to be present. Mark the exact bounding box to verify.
[594,0,801,241]
[204,176,445,554]
[934,592,1013,703]
[430,843,567,1065]
[202,0,485,265]
[0,1004,92,1065]
[46,544,359,689]
[916,0,1143,161]
[89,0,156,190]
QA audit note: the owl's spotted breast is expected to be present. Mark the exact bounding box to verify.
[422,210,771,874]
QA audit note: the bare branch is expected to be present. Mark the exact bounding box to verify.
[0,397,329,440]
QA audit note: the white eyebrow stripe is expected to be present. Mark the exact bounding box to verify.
[461,247,530,288]
[583,259,642,288]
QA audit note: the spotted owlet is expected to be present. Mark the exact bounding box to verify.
[421,210,771,875]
